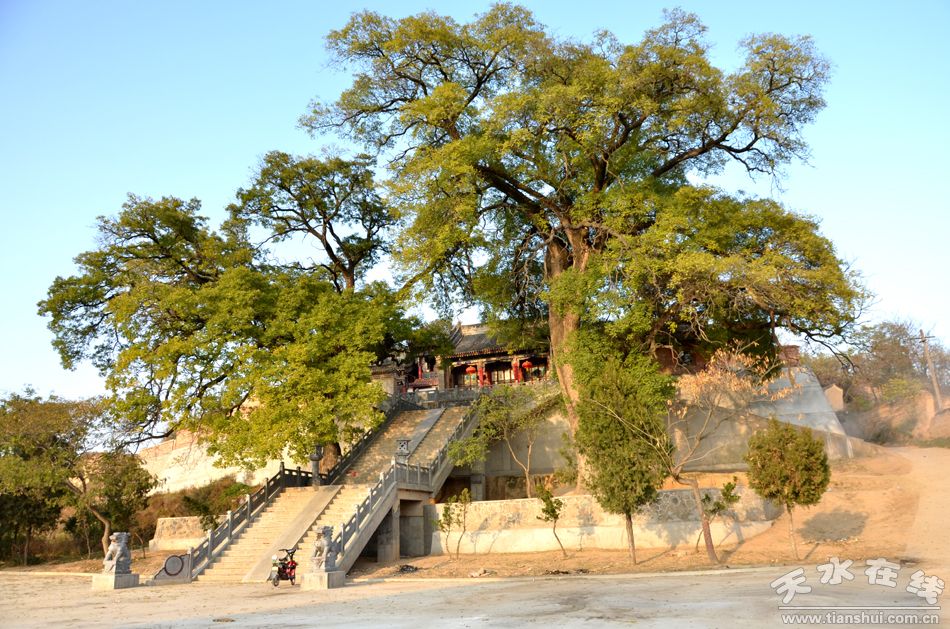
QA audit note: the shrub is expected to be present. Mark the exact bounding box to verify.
[745,419,830,559]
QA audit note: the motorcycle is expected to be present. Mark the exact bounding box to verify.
[268,547,298,587]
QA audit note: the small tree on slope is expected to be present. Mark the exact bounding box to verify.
[744,419,830,560]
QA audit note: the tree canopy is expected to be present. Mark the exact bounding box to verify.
[807,319,949,406]
[745,418,830,559]
[230,151,395,292]
[40,4,866,479]
[305,4,866,453]
[575,350,672,563]
[39,188,440,466]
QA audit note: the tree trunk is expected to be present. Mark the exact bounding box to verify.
[63,479,114,556]
[84,524,93,559]
[684,478,719,563]
[787,506,799,560]
[83,504,112,556]
[506,437,534,498]
[320,442,343,475]
[545,235,592,491]
[624,512,637,564]
[22,526,30,566]
[549,306,587,489]
[553,520,567,558]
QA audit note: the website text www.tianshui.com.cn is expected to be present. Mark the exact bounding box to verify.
[780,609,941,625]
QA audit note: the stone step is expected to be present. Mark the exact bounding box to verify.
[203,406,463,581]
[198,484,331,581]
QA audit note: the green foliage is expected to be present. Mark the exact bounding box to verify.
[915,437,950,449]
[745,418,830,558]
[71,450,157,536]
[745,419,830,510]
[535,485,563,524]
[535,484,567,558]
[805,319,948,409]
[133,476,253,543]
[63,509,103,559]
[0,490,64,564]
[0,390,97,493]
[701,477,741,519]
[38,192,432,467]
[880,376,923,404]
[307,4,862,382]
[0,390,156,556]
[576,352,671,517]
[177,476,252,530]
[449,384,560,497]
[574,346,672,561]
[553,431,578,486]
[231,151,395,291]
[597,188,865,361]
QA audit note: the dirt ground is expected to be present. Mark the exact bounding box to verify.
[2,445,948,629]
[349,445,936,579]
[11,444,944,581]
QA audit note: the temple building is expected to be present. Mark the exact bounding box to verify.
[403,322,549,394]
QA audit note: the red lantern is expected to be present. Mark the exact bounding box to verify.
[521,360,533,370]
[465,365,477,375]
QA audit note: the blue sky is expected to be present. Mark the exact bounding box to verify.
[1,1,948,398]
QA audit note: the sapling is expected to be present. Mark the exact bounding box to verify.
[536,484,567,558]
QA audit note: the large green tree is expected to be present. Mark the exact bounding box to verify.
[231,151,395,292]
[39,191,427,467]
[0,487,64,564]
[305,5,865,475]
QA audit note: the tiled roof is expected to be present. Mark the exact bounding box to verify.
[452,330,506,356]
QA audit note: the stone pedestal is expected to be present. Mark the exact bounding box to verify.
[92,573,140,590]
[300,571,345,590]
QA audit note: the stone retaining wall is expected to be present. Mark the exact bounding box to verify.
[425,487,780,555]
[149,516,206,551]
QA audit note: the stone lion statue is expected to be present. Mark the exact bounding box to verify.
[102,532,132,575]
[311,526,338,572]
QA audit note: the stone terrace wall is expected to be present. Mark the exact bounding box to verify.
[149,516,206,551]
[425,487,780,555]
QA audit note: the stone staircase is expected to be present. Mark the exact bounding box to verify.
[195,487,321,583]
[296,484,372,556]
[190,404,475,583]
[408,406,467,465]
[342,409,442,484]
